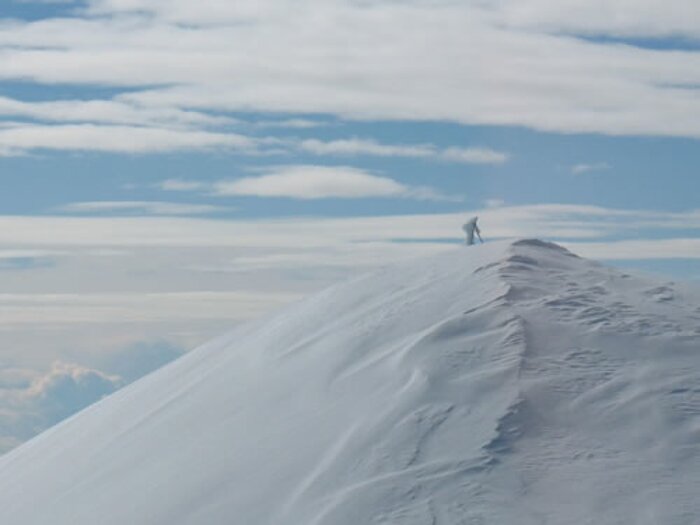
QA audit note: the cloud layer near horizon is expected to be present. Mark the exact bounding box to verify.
[2,204,699,250]
[0,340,187,455]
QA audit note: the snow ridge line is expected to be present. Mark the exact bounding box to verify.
[480,307,528,461]
[478,244,551,461]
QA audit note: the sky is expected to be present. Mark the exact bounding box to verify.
[0,0,699,453]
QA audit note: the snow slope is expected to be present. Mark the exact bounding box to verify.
[1,239,700,524]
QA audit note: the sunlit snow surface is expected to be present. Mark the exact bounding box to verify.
[1,239,699,524]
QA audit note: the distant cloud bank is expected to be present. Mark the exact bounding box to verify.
[0,340,186,455]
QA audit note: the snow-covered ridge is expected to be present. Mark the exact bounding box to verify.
[1,239,699,524]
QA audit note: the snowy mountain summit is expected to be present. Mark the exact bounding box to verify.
[1,239,700,524]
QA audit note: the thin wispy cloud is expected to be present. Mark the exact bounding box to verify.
[0,96,231,129]
[58,201,228,216]
[0,124,504,162]
[256,119,331,130]
[441,147,510,165]
[0,291,301,325]
[571,162,611,175]
[299,139,434,159]
[299,139,509,165]
[0,249,64,259]
[0,204,698,250]
[0,124,257,156]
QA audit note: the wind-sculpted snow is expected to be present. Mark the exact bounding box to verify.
[0,240,699,524]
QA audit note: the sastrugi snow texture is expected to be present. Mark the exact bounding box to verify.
[1,239,699,524]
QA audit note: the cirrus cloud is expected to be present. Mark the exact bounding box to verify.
[299,139,509,165]
[0,123,256,156]
[571,162,611,175]
[0,1,699,141]
[0,95,231,129]
[58,201,229,216]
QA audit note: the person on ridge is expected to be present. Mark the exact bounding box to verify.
[462,216,483,246]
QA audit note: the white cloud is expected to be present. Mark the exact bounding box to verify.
[0,361,121,453]
[22,362,121,420]
[0,95,231,128]
[212,165,456,200]
[0,291,301,326]
[80,0,700,39]
[191,242,456,275]
[299,139,509,165]
[0,249,64,259]
[441,147,510,165]
[0,124,257,155]
[571,162,611,175]
[59,201,228,216]
[299,139,434,159]
[0,1,698,140]
[256,118,330,129]
[0,338,189,454]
